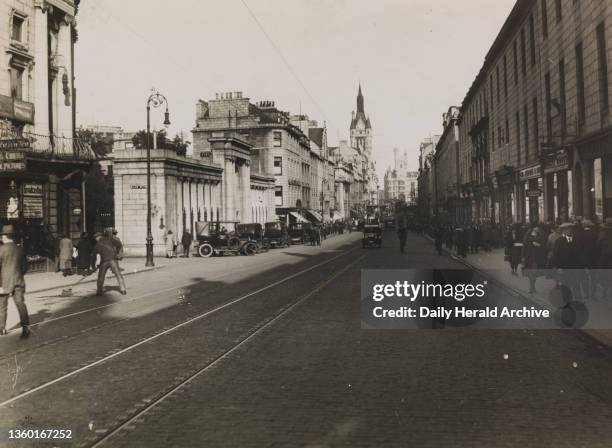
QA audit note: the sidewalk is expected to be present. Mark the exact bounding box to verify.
[433,239,612,348]
[25,256,182,294]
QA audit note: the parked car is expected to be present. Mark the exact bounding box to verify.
[264,221,290,248]
[195,221,257,257]
[289,222,313,244]
[362,224,382,248]
[236,223,269,250]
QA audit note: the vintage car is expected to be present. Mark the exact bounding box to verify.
[236,223,269,250]
[195,221,258,257]
[264,221,290,248]
[288,222,313,245]
[362,224,382,248]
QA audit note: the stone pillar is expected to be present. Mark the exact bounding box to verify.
[33,3,49,137]
[56,16,73,138]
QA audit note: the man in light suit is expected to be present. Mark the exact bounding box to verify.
[0,225,30,338]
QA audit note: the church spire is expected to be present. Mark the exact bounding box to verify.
[357,83,364,113]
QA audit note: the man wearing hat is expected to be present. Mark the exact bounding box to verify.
[94,232,127,296]
[0,225,30,338]
[553,222,581,300]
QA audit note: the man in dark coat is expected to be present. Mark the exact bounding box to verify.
[181,230,192,258]
[0,225,30,338]
[553,222,581,300]
[94,232,127,296]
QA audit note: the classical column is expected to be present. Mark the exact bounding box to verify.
[33,2,49,137]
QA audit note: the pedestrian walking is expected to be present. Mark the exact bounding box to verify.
[504,224,523,275]
[165,230,177,258]
[575,219,597,300]
[434,225,444,255]
[58,234,74,276]
[94,232,127,296]
[181,230,193,257]
[0,225,30,338]
[76,232,94,275]
[395,204,408,253]
[553,222,581,300]
[522,226,547,293]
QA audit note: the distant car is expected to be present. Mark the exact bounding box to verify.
[384,217,395,230]
[195,221,257,257]
[362,224,382,248]
[289,222,313,244]
[265,221,290,248]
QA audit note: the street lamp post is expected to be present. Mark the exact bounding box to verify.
[145,88,171,267]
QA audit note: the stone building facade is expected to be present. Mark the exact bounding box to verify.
[434,106,461,223]
[456,0,612,227]
[0,0,94,270]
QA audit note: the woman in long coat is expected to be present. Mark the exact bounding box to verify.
[58,235,74,276]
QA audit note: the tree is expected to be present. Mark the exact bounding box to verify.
[131,130,190,156]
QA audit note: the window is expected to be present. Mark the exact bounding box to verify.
[505,119,509,145]
[555,0,562,23]
[597,22,609,117]
[575,42,585,126]
[503,55,508,98]
[513,40,519,85]
[520,28,527,76]
[532,97,539,157]
[11,14,24,42]
[498,126,502,147]
[274,186,283,206]
[541,0,548,39]
[496,65,501,103]
[273,131,282,147]
[490,75,494,108]
[273,156,282,175]
[529,14,535,67]
[545,72,552,138]
[523,104,529,164]
[9,67,23,100]
[516,111,521,165]
[559,58,567,136]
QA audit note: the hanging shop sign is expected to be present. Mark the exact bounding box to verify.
[519,165,542,180]
[22,182,44,219]
[13,99,34,124]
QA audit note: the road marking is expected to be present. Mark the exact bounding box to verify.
[90,253,366,448]
[0,245,358,409]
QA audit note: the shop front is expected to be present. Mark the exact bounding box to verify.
[494,166,515,229]
[1,132,92,271]
[517,163,544,225]
[542,148,572,224]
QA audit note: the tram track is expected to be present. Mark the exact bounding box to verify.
[0,244,360,409]
[88,252,366,447]
[0,242,351,361]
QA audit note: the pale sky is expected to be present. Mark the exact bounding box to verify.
[75,0,516,179]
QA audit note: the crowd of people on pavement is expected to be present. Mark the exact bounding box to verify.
[428,217,612,301]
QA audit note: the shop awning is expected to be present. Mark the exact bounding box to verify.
[289,211,309,223]
[332,211,344,222]
[305,209,323,223]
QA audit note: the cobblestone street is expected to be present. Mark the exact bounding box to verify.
[1,231,612,447]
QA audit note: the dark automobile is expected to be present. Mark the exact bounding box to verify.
[289,222,313,245]
[236,223,269,250]
[195,221,258,257]
[362,224,382,248]
[264,221,290,248]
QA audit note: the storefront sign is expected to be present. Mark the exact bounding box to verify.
[130,184,147,190]
[526,188,542,197]
[13,99,34,124]
[0,151,25,161]
[0,161,26,172]
[543,150,570,173]
[22,182,44,219]
[519,165,541,180]
[0,138,31,150]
